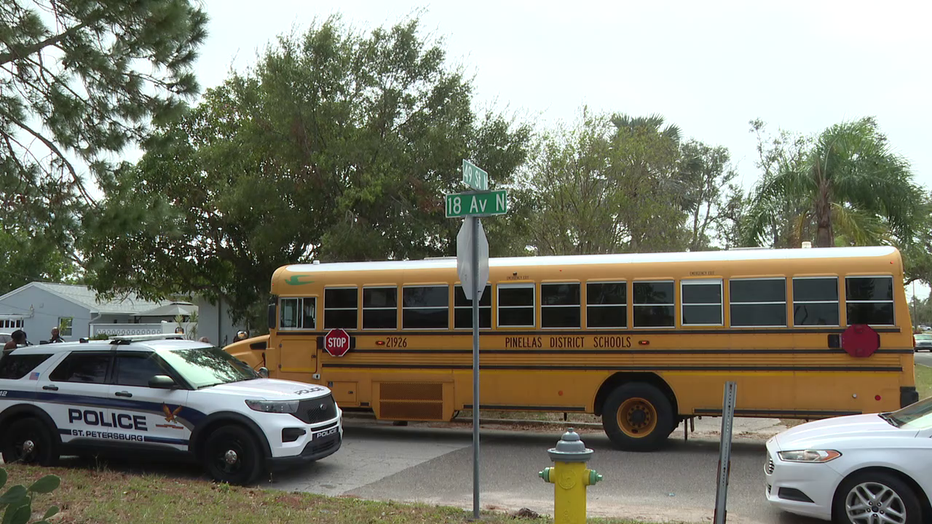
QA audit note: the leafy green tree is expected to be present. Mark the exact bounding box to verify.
[525,110,702,256]
[81,17,530,325]
[0,0,207,275]
[609,114,687,252]
[0,229,76,293]
[899,194,932,286]
[679,140,738,250]
[744,118,924,248]
[525,111,624,255]
[740,120,813,248]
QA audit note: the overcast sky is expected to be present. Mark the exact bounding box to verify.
[198,0,931,191]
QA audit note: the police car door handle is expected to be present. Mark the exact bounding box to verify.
[42,385,58,391]
[114,391,133,398]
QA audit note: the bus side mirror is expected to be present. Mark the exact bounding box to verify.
[267,303,276,330]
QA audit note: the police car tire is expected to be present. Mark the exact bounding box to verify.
[203,425,263,485]
[1,418,58,466]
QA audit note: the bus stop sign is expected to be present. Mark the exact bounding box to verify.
[841,324,879,358]
[323,328,352,357]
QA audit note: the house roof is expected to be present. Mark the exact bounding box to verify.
[0,283,168,315]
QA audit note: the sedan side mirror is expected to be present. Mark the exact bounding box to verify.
[149,375,177,389]
[257,367,270,378]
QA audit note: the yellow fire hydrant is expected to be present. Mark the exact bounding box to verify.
[539,428,602,524]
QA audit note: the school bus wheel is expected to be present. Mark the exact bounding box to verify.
[602,382,674,452]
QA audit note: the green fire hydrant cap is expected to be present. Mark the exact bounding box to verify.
[547,428,593,463]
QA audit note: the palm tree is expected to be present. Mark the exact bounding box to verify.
[744,118,922,248]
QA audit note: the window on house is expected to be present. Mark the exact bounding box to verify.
[403,286,449,329]
[58,317,73,337]
[730,278,786,327]
[586,282,627,328]
[454,285,492,329]
[541,283,580,328]
[846,276,894,325]
[633,281,675,328]
[324,288,358,329]
[498,284,535,327]
[363,287,398,329]
[793,277,839,326]
[279,297,317,330]
[682,279,723,326]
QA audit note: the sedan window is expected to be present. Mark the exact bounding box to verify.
[887,397,932,430]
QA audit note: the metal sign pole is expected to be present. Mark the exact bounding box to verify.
[471,216,481,520]
[713,381,737,524]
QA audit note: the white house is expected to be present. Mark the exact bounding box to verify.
[194,295,250,348]
[0,283,198,342]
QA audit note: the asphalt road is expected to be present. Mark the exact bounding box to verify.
[914,350,932,367]
[268,420,821,524]
[269,355,932,523]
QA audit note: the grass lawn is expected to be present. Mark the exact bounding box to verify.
[915,361,932,399]
[2,464,687,524]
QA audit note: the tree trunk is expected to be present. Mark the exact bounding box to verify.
[814,185,833,247]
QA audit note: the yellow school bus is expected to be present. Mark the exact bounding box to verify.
[225,246,917,450]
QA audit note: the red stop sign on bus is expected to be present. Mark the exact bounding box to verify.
[323,329,352,357]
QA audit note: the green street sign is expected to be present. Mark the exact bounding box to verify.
[445,190,508,218]
[462,160,488,191]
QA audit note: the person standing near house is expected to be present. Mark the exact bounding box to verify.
[49,327,64,343]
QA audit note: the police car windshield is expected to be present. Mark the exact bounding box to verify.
[159,346,257,389]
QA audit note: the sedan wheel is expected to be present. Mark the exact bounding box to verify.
[836,472,922,524]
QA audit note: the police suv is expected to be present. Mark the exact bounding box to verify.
[0,336,342,484]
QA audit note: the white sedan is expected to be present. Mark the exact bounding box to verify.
[765,398,932,524]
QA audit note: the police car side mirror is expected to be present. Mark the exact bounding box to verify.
[257,367,270,378]
[148,375,177,389]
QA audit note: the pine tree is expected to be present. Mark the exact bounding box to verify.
[0,0,207,272]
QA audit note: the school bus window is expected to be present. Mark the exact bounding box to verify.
[633,281,674,328]
[541,283,581,328]
[793,277,839,326]
[280,297,316,330]
[324,287,358,329]
[846,276,894,325]
[730,278,786,327]
[498,284,535,327]
[403,286,449,329]
[454,285,492,329]
[363,287,397,329]
[586,282,626,328]
[682,279,723,326]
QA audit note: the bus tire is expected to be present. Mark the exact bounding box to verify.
[602,382,674,452]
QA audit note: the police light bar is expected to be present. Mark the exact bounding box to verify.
[109,334,187,345]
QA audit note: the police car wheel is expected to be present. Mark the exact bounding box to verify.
[1,418,58,466]
[204,425,263,485]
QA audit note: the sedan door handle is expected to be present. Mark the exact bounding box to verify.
[42,385,58,391]
[114,391,133,398]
